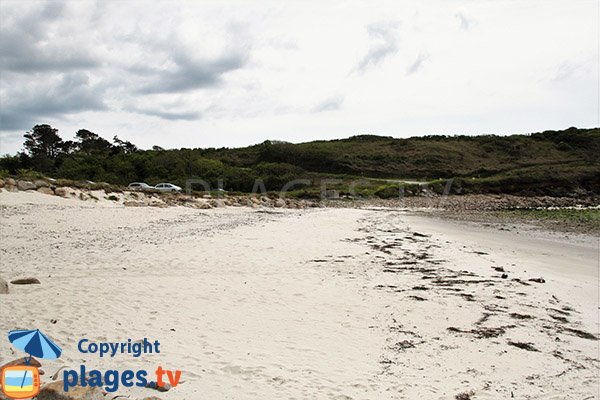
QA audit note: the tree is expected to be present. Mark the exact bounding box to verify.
[23,124,64,159]
[75,129,113,154]
[113,135,138,154]
[23,124,64,172]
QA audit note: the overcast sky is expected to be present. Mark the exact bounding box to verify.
[0,0,597,154]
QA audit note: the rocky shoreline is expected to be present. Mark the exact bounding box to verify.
[1,177,598,234]
[2,177,598,210]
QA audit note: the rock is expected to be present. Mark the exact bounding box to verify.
[146,382,172,392]
[501,273,508,279]
[5,177,16,186]
[38,187,55,195]
[0,178,4,188]
[142,397,163,400]
[195,201,212,209]
[123,201,146,207]
[17,180,37,191]
[54,187,68,197]
[323,189,339,200]
[37,380,104,400]
[34,179,50,188]
[529,277,545,283]
[5,184,18,192]
[274,199,286,207]
[0,356,42,369]
[0,276,8,294]
[11,277,41,285]
[210,199,226,208]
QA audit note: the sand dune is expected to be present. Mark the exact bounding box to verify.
[0,191,598,399]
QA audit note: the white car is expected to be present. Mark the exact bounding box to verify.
[128,182,153,191]
[154,183,182,192]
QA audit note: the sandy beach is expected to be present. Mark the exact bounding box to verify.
[0,191,598,399]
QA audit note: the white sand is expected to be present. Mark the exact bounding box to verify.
[0,191,598,399]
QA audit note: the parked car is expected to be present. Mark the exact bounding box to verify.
[128,182,153,191]
[154,183,182,192]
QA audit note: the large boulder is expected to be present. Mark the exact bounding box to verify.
[194,201,212,209]
[37,380,104,400]
[0,178,4,188]
[17,180,37,191]
[54,187,68,197]
[38,187,55,195]
[0,276,8,294]
[274,199,286,208]
[34,179,50,188]
[5,178,16,186]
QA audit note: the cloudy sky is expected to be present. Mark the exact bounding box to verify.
[0,0,597,154]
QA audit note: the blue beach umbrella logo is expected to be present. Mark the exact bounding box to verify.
[8,329,62,362]
[1,329,61,398]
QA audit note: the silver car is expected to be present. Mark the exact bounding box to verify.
[154,183,182,192]
[128,182,153,191]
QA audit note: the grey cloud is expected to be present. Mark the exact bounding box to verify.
[0,1,251,130]
[355,21,400,72]
[0,2,100,73]
[312,96,344,113]
[121,22,251,95]
[0,72,107,131]
[135,52,248,94]
[406,52,429,75]
[127,106,202,121]
[455,13,474,31]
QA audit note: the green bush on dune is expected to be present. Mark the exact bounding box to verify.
[0,125,598,196]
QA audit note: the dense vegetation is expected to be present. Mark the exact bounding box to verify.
[1,125,598,197]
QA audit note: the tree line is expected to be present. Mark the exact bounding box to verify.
[0,124,598,195]
[0,124,308,191]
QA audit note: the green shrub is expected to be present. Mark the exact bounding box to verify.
[374,185,401,199]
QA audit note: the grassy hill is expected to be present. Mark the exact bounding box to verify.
[2,126,598,197]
